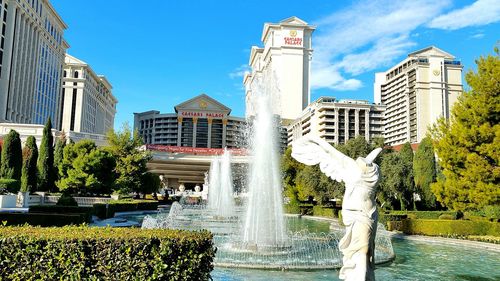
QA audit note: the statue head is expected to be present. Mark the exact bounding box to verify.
[355,148,383,173]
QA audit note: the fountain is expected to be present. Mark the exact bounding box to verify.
[207,149,236,218]
[242,89,287,249]
[142,73,395,270]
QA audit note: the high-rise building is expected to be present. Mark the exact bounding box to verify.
[0,0,68,128]
[61,54,117,135]
[134,94,246,149]
[244,16,315,122]
[374,46,463,146]
[287,97,385,146]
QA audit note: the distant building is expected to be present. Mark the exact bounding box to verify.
[287,97,385,145]
[61,54,117,135]
[244,16,315,122]
[134,94,246,149]
[374,46,463,146]
[0,123,108,147]
[0,0,69,128]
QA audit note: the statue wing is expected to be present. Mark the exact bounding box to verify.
[291,135,360,184]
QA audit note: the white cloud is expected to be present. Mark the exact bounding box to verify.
[229,64,250,79]
[311,0,451,91]
[428,0,500,30]
[470,33,485,39]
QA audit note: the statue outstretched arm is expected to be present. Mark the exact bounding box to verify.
[291,135,360,184]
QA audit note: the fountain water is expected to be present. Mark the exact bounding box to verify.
[141,73,395,269]
[242,84,287,249]
[207,157,221,211]
[207,149,236,217]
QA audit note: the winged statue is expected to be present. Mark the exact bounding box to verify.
[292,135,382,281]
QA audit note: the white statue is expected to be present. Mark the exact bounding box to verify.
[292,136,382,281]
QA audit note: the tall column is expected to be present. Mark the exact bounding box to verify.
[365,109,370,142]
[177,116,183,146]
[192,117,198,148]
[207,118,212,148]
[355,109,360,138]
[344,108,350,143]
[222,118,228,148]
[334,108,339,145]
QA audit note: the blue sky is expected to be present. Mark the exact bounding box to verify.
[51,0,500,128]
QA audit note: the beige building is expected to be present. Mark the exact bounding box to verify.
[134,94,246,149]
[287,97,385,145]
[374,46,463,146]
[0,0,68,128]
[244,16,315,122]
[61,54,117,135]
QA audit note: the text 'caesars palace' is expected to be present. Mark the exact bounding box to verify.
[135,17,462,188]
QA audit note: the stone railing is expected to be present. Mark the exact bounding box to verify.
[25,193,112,207]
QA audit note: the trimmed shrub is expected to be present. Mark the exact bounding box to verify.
[0,226,215,280]
[388,210,458,220]
[379,213,408,226]
[93,199,159,219]
[0,178,20,194]
[0,213,86,226]
[56,194,78,206]
[394,219,500,237]
[284,202,300,214]
[29,205,93,223]
[313,205,339,218]
[484,205,500,220]
[438,214,455,220]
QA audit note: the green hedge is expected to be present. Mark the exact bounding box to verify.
[388,211,459,220]
[29,205,93,223]
[312,205,339,218]
[379,213,408,226]
[0,213,86,226]
[388,219,500,237]
[93,199,159,219]
[0,226,215,280]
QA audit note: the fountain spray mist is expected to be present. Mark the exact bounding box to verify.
[242,74,287,248]
[208,149,236,217]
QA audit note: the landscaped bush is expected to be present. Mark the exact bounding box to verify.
[0,226,215,280]
[379,213,408,226]
[388,210,459,220]
[484,205,500,220]
[93,199,159,219]
[284,201,300,214]
[0,213,86,226]
[389,219,500,237]
[0,178,20,193]
[56,193,78,206]
[438,214,456,220]
[312,205,339,218]
[29,205,93,223]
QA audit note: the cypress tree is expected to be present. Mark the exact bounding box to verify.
[38,118,55,191]
[0,130,22,181]
[54,134,66,180]
[413,137,437,210]
[400,142,416,210]
[21,136,38,192]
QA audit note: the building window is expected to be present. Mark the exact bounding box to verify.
[63,70,66,77]
[74,71,79,78]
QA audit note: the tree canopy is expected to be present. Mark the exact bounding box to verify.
[431,48,500,211]
[21,136,38,192]
[105,125,151,195]
[38,118,55,191]
[0,130,22,182]
[57,140,116,195]
[413,137,437,209]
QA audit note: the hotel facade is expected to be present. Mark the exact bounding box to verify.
[287,97,385,145]
[244,16,315,122]
[374,46,463,146]
[0,0,68,128]
[134,94,246,149]
[61,54,117,135]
